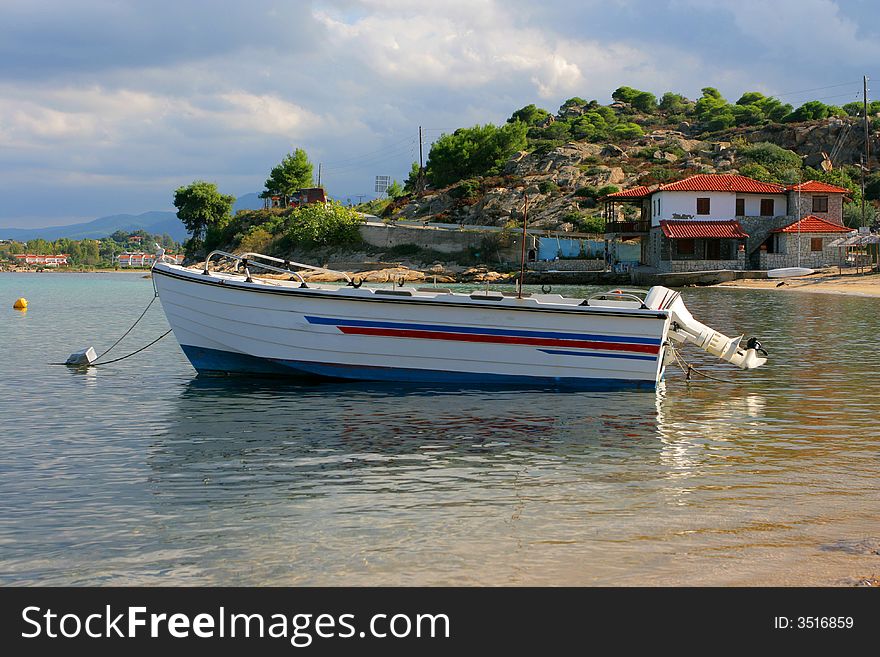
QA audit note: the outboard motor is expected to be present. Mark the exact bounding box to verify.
[645,287,768,370]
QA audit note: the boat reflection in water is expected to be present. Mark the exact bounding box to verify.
[140,377,806,585]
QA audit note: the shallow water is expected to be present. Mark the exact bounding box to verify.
[1,272,878,585]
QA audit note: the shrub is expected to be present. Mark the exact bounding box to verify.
[611,122,644,140]
[450,178,481,200]
[238,227,275,253]
[573,185,599,198]
[538,180,559,194]
[283,202,365,247]
[738,141,802,181]
[563,211,604,233]
[596,185,620,197]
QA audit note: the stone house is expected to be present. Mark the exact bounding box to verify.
[759,215,851,269]
[603,174,850,271]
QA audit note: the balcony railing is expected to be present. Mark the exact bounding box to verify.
[605,220,651,234]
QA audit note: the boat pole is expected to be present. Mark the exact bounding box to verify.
[518,192,528,298]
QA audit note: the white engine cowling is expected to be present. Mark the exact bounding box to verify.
[645,286,767,370]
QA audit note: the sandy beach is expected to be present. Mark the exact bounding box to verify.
[715,268,880,297]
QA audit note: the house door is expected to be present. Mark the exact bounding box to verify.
[705,239,721,260]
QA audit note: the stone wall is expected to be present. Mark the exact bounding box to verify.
[758,232,845,269]
[658,254,744,273]
[786,193,844,225]
[358,223,528,262]
[529,259,604,271]
[738,215,796,266]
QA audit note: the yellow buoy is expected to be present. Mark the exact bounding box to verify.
[13,297,28,310]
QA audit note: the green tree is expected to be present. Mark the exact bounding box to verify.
[173,181,236,248]
[264,148,314,197]
[557,97,590,118]
[508,104,550,126]
[784,100,845,122]
[611,87,656,113]
[659,92,689,114]
[386,180,404,198]
[843,201,876,228]
[403,161,422,193]
[426,122,528,187]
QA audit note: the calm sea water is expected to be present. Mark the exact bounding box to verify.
[1,272,878,586]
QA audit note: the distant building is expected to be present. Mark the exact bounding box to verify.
[128,235,143,243]
[12,253,69,266]
[264,187,327,209]
[117,252,184,267]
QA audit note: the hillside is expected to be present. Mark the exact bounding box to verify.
[378,88,880,233]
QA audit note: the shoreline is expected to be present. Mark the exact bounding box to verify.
[713,269,880,298]
[1,267,151,274]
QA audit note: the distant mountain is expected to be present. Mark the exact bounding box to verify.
[0,211,186,243]
[0,192,269,243]
[233,192,263,213]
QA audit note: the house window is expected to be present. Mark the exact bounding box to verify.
[735,198,745,216]
[677,239,695,256]
[810,237,823,252]
[696,198,710,215]
[705,239,721,260]
[812,196,829,212]
[760,198,775,216]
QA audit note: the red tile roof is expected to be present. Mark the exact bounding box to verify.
[771,215,851,233]
[660,220,749,239]
[658,174,785,194]
[604,185,651,198]
[785,180,850,193]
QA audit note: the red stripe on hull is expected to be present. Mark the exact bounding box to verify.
[338,326,660,354]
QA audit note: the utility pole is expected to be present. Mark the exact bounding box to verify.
[862,75,870,229]
[518,192,529,299]
[317,163,322,188]
[417,126,426,193]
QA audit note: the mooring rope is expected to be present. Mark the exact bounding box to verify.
[94,293,158,361]
[90,330,173,367]
[668,343,736,384]
[50,291,171,367]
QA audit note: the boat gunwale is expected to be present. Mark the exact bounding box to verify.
[152,264,670,321]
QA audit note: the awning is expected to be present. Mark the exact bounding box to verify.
[660,220,749,239]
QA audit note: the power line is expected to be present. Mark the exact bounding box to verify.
[770,80,862,98]
[320,134,415,167]
[321,141,417,176]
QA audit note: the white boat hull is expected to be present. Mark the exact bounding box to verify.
[767,267,814,278]
[152,263,672,389]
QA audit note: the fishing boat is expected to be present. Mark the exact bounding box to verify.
[151,251,768,389]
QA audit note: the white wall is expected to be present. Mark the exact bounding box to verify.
[652,191,735,226]
[650,192,787,226]
[736,194,787,217]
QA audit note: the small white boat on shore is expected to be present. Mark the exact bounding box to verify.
[151,251,767,389]
[767,267,814,278]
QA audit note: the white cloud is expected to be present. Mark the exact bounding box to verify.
[314,3,660,99]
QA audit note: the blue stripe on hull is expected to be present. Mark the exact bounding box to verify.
[180,345,658,390]
[304,315,662,345]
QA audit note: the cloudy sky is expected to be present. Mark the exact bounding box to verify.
[1,0,878,228]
